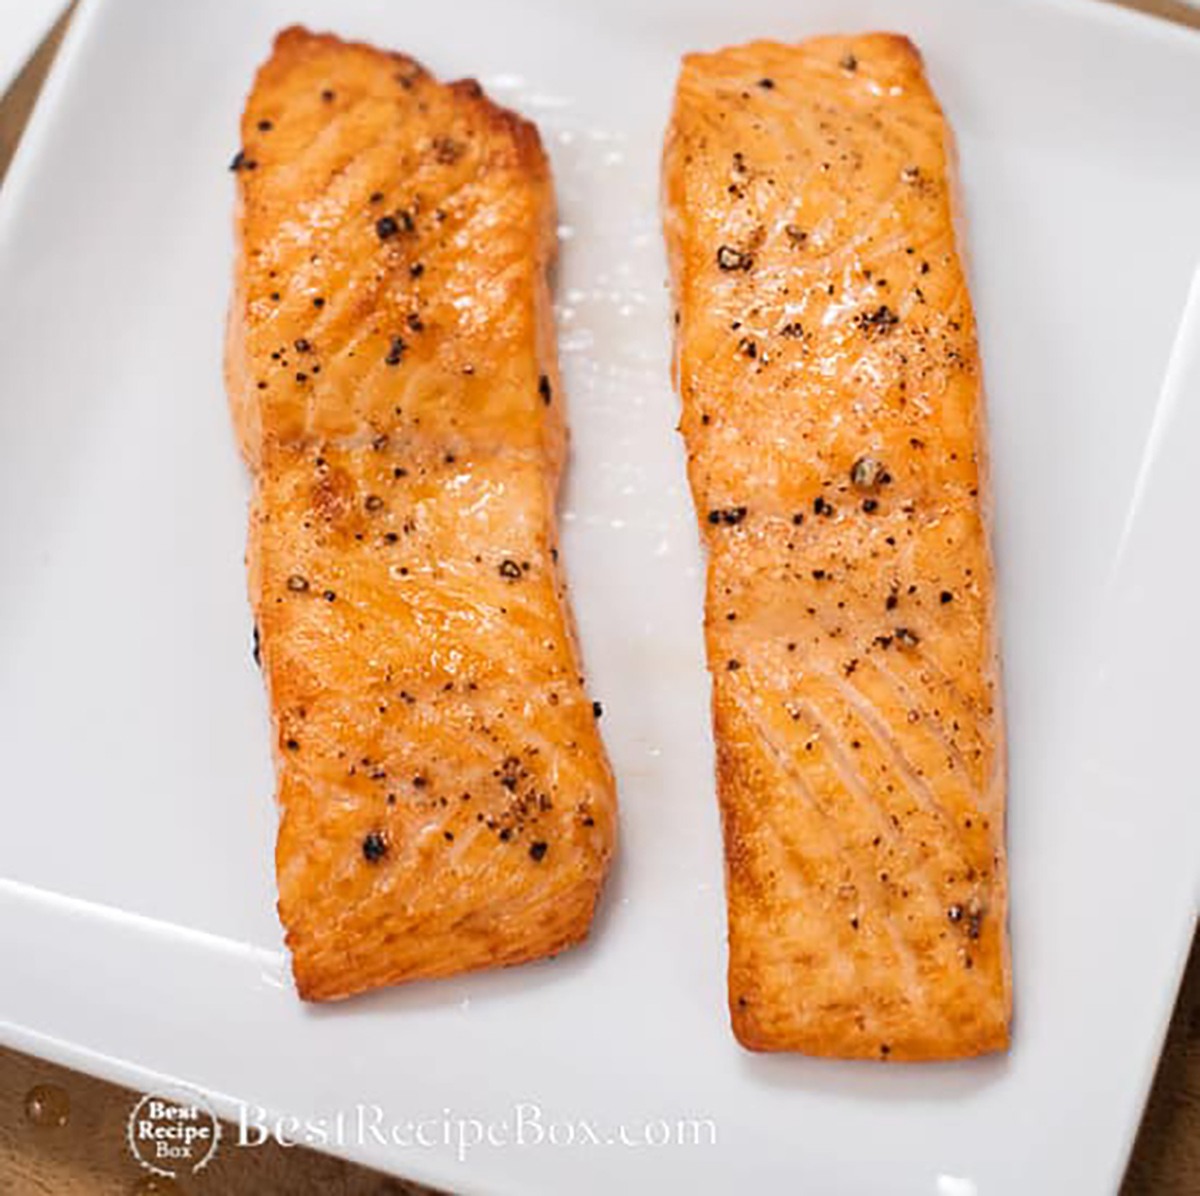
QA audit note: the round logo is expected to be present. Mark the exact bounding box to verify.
[126,1086,221,1178]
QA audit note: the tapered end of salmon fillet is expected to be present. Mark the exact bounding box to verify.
[230,29,616,1001]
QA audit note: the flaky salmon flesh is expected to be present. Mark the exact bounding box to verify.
[226,28,617,1001]
[663,34,1010,1059]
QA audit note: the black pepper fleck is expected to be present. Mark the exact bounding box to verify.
[851,457,885,489]
[708,507,747,526]
[858,305,899,336]
[362,831,388,862]
[717,245,752,271]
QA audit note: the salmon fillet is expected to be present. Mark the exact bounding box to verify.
[226,27,616,1001]
[662,34,1010,1058]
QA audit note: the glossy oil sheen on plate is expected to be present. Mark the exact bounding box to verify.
[0,1,1197,1194]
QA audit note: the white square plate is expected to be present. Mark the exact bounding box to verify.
[1,0,1198,1192]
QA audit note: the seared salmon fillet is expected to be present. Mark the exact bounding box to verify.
[663,34,1010,1058]
[226,27,616,1001]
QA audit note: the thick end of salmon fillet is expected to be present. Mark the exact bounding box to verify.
[228,28,616,1001]
[664,33,1010,1060]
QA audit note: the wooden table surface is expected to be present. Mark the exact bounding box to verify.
[1,3,1197,1193]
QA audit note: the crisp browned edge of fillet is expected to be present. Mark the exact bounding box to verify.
[226,28,617,1001]
[663,32,1012,1060]
[291,872,608,1002]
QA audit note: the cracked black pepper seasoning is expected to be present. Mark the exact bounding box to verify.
[851,457,885,489]
[858,305,900,335]
[717,245,752,271]
[708,507,747,526]
[362,831,387,862]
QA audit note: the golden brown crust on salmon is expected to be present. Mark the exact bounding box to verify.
[227,28,616,1001]
[663,33,1010,1059]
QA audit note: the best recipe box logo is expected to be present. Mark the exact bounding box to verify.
[127,1087,716,1173]
[127,1087,221,1178]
